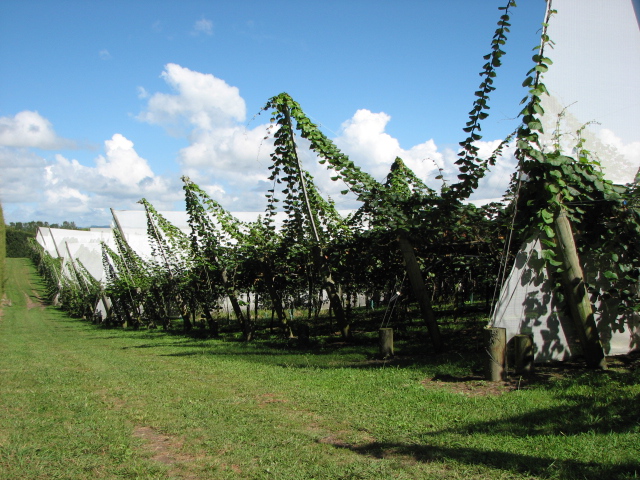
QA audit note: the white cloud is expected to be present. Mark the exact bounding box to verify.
[596,128,640,184]
[0,111,76,149]
[192,17,213,36]
[45,186,90,212]
[136,66,520,212]
[332,109,444,186]
[45,134,174,203]
[99,49,111,60]
[137,64,269,210]
[138,63,245,130]
[0,147,47,203]
[96,134,155,186]
[2,132,181,226]
[1,67,519,225]
[324,109,518,204]
[466,141,518,203]
[137,86,149,99]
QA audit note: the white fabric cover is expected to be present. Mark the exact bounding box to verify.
[491,236,640,361]
[539,0,640,184]
[492,1,640,362]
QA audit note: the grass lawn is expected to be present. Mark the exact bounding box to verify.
[0,258,638,479]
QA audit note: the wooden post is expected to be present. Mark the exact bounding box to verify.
[282,105,350,339]
[397,234,443,352]
[553,210,607,369]
[261,261,293,338]
[298,323,310,347]
[378,328,394,359]
[484,327,506,381]
[514,334,534,374]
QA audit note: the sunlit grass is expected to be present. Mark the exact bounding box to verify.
[0,259,638,479]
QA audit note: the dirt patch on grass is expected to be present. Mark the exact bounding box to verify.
[318,427,377,450]
[257,392,288,406]
[133,426,190,465]
[133,425,209,479]
[422,353,640,397]
[24,291,43,310]
[422,375,536,397]
[422,374,516,397]
[21,278,45,310]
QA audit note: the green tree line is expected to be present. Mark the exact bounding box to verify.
[8,220,82,234]
[5,221,85,258]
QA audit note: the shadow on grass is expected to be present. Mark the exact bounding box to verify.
[444,388,639,436]
[324,368,639,478]
[333,440,638,480]
[80,319,454,367]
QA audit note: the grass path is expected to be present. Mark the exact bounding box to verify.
[0,259,638,479]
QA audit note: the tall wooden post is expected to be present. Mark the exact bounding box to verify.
[261,261,294,338]
[110,208,143,329]
[397,234,443,352]
[553,210,607,369]
[282,106,350,339]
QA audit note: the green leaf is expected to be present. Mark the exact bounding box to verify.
[543,225,555,238]
[540,208,554,224]
[546,183,559,194]
[604,271,619,280]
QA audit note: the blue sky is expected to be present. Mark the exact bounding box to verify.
[0,0,548,226]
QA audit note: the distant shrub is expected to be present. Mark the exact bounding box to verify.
[6,228,34,258]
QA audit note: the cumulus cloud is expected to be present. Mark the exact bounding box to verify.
[465,141,518,203]
[135,65,519,212]
[46,134,173,201]
[137,86,149,99]
[45,186,90,213]
[138,63,245,130]
[96,134,156,186]
[1,67,519,225]
[192,17,213,36]
[2,132,181,226]
[137,64,269,210]
[0,147,48,203]
[324,109,517,205]
[334,109,444,182]
[0,111,76,149]
[596,128,640,184]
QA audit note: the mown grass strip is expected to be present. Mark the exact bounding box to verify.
[0,259,638,479]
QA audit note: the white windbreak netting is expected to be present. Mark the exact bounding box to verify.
[38,228,115,283]
[111,210,295,233]
[491,0,640,360]
[35,209,358,315]
[539,0,640,184]
[36,208,355,285]
[491,236,640,362]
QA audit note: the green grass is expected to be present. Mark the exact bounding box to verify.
[0,204,5,298]
[1,258,639,479]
